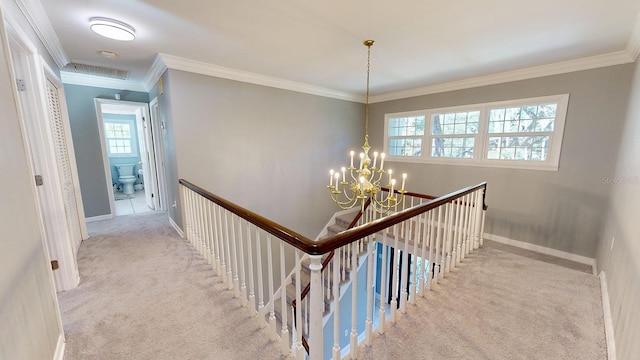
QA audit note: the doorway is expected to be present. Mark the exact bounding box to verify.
[94,99,166,216]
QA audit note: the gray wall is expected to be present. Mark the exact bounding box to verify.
[596,60,640,360]
[160,69,363,238]
[369,64,633,258]
[0,5,62,358]
[64,84,149,217]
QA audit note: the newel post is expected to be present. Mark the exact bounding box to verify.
[308,254,324,360]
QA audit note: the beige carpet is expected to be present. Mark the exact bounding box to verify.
[59,212,285,360]
[59,212,606,360]
[358,241,607,359]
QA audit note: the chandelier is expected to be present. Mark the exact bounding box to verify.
[327,40,406,213]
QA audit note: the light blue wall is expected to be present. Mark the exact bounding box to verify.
[64,84,149,217]
[102,113,143,190]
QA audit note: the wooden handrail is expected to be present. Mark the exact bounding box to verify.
[179,179,487,256]
[180,178,487,356]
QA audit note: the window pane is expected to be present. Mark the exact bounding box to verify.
[389,116,425,137]
[432,137,474,158]
[432,110,480,135]
[485,135,548,161]
[389,138,421,157]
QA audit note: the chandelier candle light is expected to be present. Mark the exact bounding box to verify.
[327,40,407,213]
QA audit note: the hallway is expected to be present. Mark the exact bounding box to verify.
[58,212,607,359]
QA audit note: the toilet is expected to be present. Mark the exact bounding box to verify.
[115,164,137,195]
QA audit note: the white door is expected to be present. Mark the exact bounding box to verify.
[44,73,86,255]
[136,107,156,210]
[150,97,168,211]
[6,25,80,291]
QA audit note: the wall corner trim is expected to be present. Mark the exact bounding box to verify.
[169,217,183,238]
[142,54,168,92]
[599,271,617,360]
[53,334,65,360]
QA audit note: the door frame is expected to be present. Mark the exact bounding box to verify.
[95,99,161,214]
[150,96,168,211]
[4,15,80,292]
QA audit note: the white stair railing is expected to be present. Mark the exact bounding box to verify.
[180,179,486,360]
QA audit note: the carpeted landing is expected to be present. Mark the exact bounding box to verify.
[59,212,606,360]
[59,212,285,360]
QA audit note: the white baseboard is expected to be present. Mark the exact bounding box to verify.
[484,233,596,271]
[53,334,65,360]
[169,217,184,238]
[599,271,617,360]
[85,214,114,222]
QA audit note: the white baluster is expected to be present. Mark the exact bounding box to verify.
[223,210,233,290]
[400,220,410,313]
[230,215,240,295]
[279,242,290,353]
[294,250,304,360]
[218,206,231,284]
[211,204,222,277]
[445,202,453,274]
[246,221,256,314]
[390,224,399,322]
[307,254,323,360]
[473,189,484,250]
[440,204,448,279]
[418,210,428,297]
[205,201,214,268]
[454,198,463,266]
[433,206,442,284]
[411,208,421,304]
[365,238,374,345]
[332,249,341,359]
[267,235,277,338]
[378,231,388,334]
[426,210,434,291]
[465,194,473,255]
[349,242,358,359]
[256,228,265,316]
[238,219,247,306]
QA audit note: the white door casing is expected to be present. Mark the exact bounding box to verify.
[95,99,162,213]
[150,97,168,211]
[5,18,80,292]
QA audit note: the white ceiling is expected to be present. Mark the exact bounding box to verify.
[37,0,640,98]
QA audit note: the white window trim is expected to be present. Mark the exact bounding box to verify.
[384,94,569,171]
[104,118,139,158]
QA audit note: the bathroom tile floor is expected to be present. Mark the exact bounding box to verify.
[114,190,154,216]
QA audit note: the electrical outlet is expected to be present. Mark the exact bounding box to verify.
[172,201,177,208]
[344,330,348,337]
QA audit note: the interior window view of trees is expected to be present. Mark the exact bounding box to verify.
[384,94,567,170]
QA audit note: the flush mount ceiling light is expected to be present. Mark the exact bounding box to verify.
[89,17,135,41]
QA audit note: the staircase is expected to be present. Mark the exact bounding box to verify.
[180,179,488,360]
[272,210,361,341]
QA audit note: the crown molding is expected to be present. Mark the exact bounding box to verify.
[60,71,147,92]
[158,53,363,103]
[370,50,634,103]
[142,54,168,92]
[13,0,69,68]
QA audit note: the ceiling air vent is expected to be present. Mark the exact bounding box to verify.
[62,62,129,80]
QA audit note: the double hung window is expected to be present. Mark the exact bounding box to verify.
[384,94,568,170]
[104,119,138,157]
